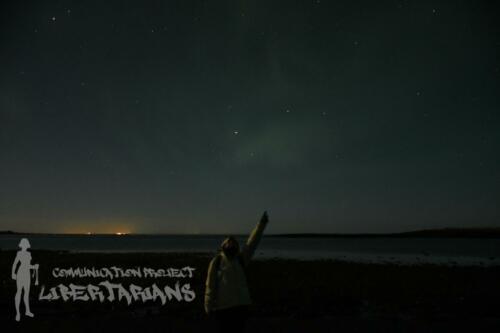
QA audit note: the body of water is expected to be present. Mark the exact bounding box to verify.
[1,234,499,266]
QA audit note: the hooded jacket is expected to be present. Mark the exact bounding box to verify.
[204,219,268,313]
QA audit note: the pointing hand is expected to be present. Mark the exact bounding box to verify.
[260,211,269,224]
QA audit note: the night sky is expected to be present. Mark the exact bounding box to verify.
[1,0,499,234]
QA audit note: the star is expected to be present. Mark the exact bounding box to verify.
[51,16,56,22]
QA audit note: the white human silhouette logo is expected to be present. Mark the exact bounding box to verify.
[11,238,39,322]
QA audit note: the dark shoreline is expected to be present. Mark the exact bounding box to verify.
[1,250,500,332]
[3,227,500,238]
[269,228,500,238]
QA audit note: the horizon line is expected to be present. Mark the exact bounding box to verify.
[1,227,500,237]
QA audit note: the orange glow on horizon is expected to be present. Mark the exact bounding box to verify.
[60,220,136,235]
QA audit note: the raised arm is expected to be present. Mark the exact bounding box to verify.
[241,211,269,264]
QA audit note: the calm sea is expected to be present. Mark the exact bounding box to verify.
[1,234,499,266]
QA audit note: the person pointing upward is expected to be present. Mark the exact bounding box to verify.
[204,211,269,332]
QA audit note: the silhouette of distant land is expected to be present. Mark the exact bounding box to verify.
[269,228,500,238]
[1,227,500,238]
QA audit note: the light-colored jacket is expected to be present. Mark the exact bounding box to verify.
[204,220,268,313]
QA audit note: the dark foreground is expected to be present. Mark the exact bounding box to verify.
[1,250,500,332]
